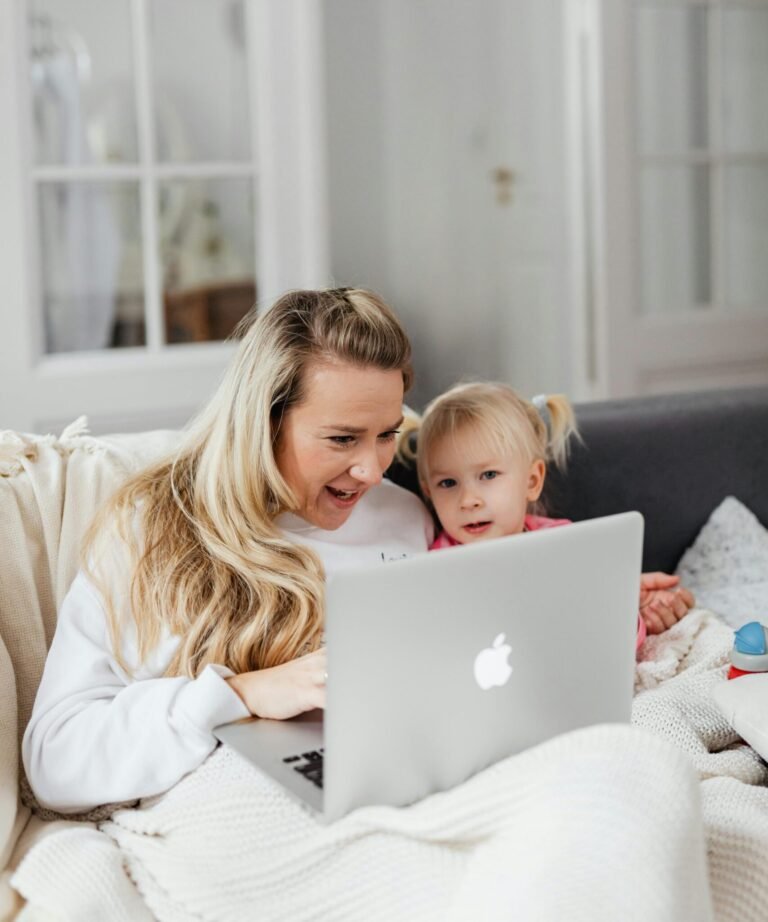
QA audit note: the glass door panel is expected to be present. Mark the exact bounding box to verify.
[639,165,712,314]
[160,176,256,343]
[723,165,768,311]
[149,0,251,162]
[636,4,709,155]
[39,181,144,352]
[721,6,768,155]
[28,0,138,164]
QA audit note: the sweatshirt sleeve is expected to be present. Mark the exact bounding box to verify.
[22,571,250,814]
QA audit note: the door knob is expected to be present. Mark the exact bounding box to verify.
[492,167,516,205]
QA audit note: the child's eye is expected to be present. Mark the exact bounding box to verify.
[436,478,457,489]
[480,470,499,480]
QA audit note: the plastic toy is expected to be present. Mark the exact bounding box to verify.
[727,621,768,679]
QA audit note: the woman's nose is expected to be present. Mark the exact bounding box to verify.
[349,457,383,486]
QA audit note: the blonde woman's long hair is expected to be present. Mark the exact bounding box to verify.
[407,381,579,514]
[83,288,413,678]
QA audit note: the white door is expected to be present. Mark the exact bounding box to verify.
[324,0,571,409]
[0,0,329,435]
[574,0,768,399]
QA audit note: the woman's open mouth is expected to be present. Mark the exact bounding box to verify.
[326,485,362,508]
[463,521,492,535]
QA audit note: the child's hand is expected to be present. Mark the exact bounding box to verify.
[638,572,695,634]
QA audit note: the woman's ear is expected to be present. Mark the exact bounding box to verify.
[526,459,546,502]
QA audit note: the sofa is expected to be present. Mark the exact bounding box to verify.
[1,386,767,921]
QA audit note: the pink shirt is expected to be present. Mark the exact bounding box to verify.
[429,515,647,651]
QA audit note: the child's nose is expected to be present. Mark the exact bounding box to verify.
[460,489,482,509]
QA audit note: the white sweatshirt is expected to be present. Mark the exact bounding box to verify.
[23,479,433,814]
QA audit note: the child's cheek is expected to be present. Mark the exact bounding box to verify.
[436,499,460,540]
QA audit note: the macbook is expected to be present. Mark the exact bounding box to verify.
[213,511,643,822]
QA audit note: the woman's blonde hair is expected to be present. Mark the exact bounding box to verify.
[410,381,579,511]
[83,288,413,678]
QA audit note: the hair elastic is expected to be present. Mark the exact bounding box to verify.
[531,393,551,440]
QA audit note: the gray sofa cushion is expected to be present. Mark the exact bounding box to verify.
[546,387,768,573]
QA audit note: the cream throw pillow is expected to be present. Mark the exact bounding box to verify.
[675,496,768,631]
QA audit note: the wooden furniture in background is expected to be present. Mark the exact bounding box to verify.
[164,280,257,343]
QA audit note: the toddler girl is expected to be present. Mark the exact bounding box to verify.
[413,382,694,647]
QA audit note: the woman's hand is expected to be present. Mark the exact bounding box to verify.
[226,649,327,720]
[639,572,695,634]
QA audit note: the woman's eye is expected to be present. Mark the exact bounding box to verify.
[329,436,355,445]
[480,470,499,480]
[378,429,401,442]
[437,478,457,489]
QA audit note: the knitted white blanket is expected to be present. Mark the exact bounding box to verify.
[12,610,768,922]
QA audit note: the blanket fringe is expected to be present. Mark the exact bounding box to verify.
[0,417,95,477]
[59,416,90,441]
[0,430,39,477]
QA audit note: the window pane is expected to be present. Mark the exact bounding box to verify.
[639,165,711,314]
[150,0,251,162]
[39,182,145,353]
[636,5,709,155]
[723,166,768,311]
[28,0,138,165]
[160,177,256,343]
[722,6,768,155]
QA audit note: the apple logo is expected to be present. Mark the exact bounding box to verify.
[473,633,513,690]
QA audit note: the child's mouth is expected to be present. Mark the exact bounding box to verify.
[463,521,492,535]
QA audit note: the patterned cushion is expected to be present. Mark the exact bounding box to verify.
[676,496,768,630]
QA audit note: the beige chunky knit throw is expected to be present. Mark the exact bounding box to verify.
[10,610,768,922]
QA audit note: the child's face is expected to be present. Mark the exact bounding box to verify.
[424,432,545,544]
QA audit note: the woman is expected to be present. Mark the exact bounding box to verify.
[23,288,433,814]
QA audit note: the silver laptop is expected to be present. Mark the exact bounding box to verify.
[213,511,643,822]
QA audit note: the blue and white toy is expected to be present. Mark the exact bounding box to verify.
[728,621,768,680]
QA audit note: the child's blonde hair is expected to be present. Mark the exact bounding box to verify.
[408,382,579,498]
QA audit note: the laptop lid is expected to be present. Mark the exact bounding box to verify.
[322,511,643,821]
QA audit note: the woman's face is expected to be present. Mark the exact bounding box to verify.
[274,360,405,530]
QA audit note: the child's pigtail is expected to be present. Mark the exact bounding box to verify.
[396,409,422,467]
[536,394,580,470]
